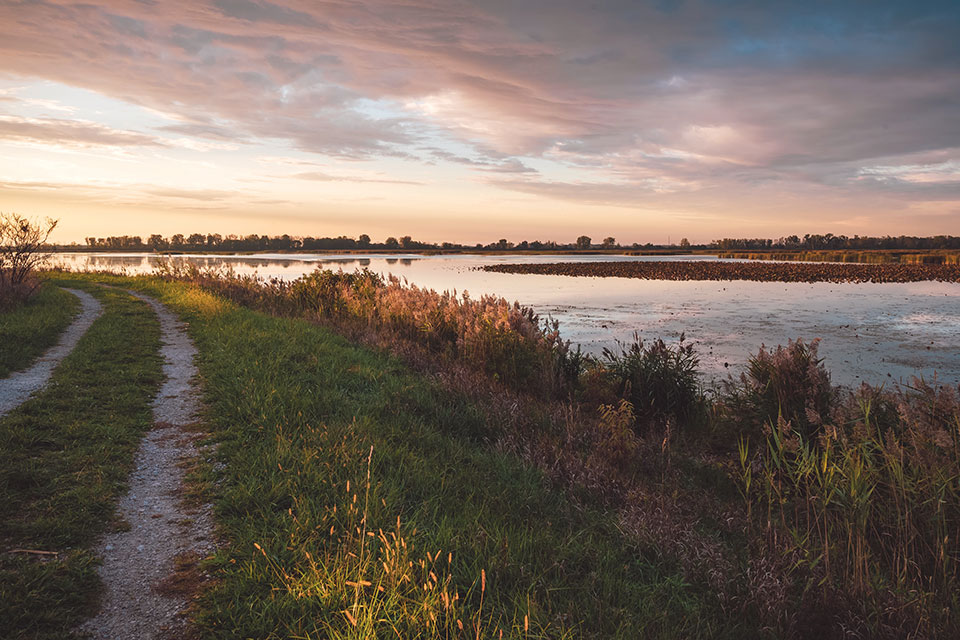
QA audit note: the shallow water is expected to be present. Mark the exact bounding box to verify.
[54,252,960,387]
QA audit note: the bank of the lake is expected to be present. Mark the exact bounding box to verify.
[53,252,960,386]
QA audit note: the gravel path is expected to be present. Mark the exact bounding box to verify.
[0,288,101,418]
[80,290,215,640]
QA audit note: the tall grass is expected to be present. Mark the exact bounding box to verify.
[734,343,960,633]
[155,263,579,398]
[600,333,703,432]
[725,338,835,440]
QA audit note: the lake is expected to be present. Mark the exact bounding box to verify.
[53,252,960,388]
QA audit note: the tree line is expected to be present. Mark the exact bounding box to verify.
[75,233,663,252]
[68,232,960,253]
[711,234,960,251]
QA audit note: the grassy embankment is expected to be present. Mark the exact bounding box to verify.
[4,273,736,639]
[716,249,960,264]
[0,282,162,640]
[6,267,958,637]
[130,273,732,638]
[152,264,960,638]
[0,283,80,378]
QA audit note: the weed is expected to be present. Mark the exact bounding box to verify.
[601,333,703,433]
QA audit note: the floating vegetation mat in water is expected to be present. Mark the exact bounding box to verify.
[482,260,960,283]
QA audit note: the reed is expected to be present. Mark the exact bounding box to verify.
[734,345,960,632]
[600,333,703,432]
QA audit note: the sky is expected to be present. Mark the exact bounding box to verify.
[0,0,958,245]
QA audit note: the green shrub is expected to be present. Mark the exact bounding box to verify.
[601,333,702,432]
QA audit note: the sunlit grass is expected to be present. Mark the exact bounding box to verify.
[125,274,735,638]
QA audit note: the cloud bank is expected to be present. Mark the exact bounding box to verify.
[0,0,958,238]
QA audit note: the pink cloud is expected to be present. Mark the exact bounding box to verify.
[0,0,957,234]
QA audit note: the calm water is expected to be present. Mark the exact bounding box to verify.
[54,252,960,387]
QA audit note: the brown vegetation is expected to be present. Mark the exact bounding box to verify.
[483,259,960,282]
[154,262,580,397]
[144,263,960,637]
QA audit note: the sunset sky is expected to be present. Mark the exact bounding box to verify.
[1,0,958,244]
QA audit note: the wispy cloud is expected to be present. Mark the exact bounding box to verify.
[0,115,164,148]
[291,171,424,185]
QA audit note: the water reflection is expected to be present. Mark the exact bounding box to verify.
[51,252,960,386]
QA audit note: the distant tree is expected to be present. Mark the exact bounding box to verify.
[399,235,413,249]
[385,236,399,249]
[602,236,616,249]
[147,234,167,251]
[358,233,371,247]
[576,235,592,250]
[187,233,205,247]
[206,233,222,248]
[679,237,691,248]
[170,234,186,248]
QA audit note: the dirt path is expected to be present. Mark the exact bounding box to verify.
[0,288,101,419]
[80,290,215,640]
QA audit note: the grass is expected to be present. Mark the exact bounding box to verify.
[154,263,579,398]
[720,343,960,636]
[0,281,162,640]
[115,275,741,639]
[0,282,79,377]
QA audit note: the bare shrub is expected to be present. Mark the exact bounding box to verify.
[0,213,58,308]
